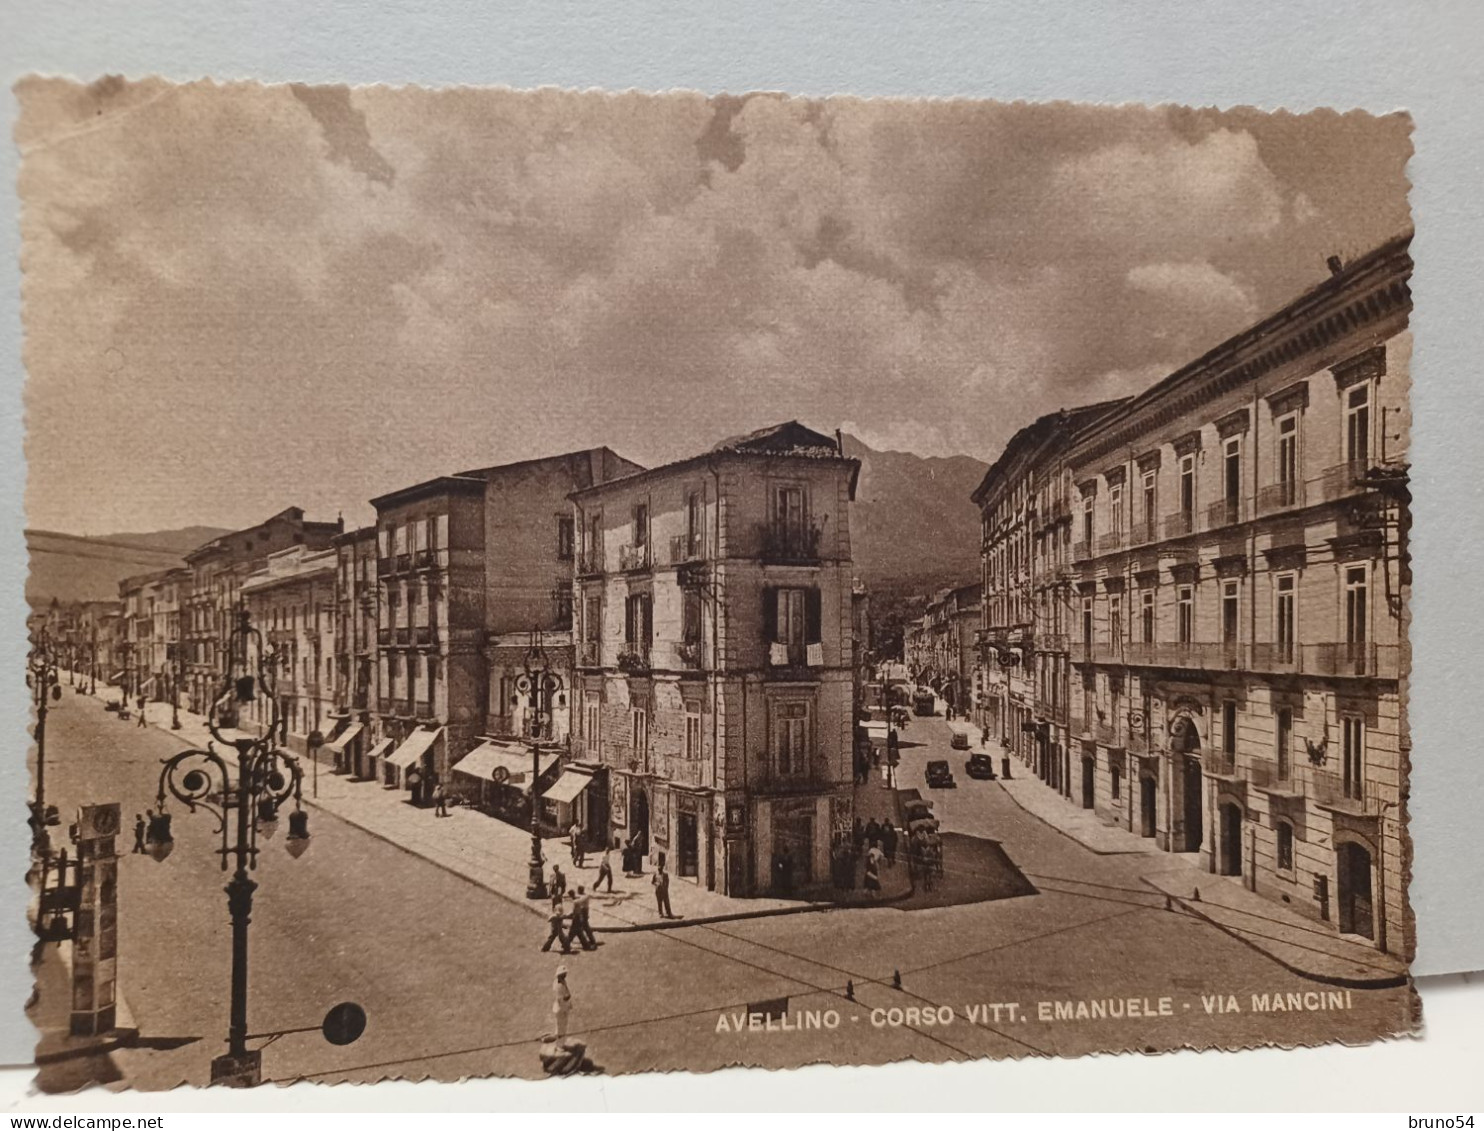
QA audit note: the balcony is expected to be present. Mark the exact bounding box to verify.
[1127,521,1156,548]
[1202,749,1238,778]
[413,624,438,648]
[1205,496,1246,531]
[1247,759,1302,797]
[674,639,702,669]
[1039,632,1068,653]
[1071,539,1092,562]
[394,627,411,647]
[1119,641,1245,671]
[1310,768,1379,816]
[577,640,601,667]
[618,543,652,573]
[1304,641,1399,679]
[765,640,823,673]
[752,762,837,797]
[757,521,824,566]
[1091,720,1123,747]
[396,553,412,573]
[377,628,392,647]
[1310,459,1373,505]
[669,534,703,566]
[576,551,604,578]
[414,699,432,719]
[1096,530,1126,555]
[414,548,437,572]
[352,687,370,710]
[1162,511,1196,540]
[377,558,394,578]
[616,645,651,674]
[1248,641,1301,674]
[1255,478,1305,518]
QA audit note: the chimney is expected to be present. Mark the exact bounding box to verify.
[1326,255,1344,277]
[834,428,844,455]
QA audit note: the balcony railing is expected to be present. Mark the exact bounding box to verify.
[618,543,652,573]
[752,762,837,796]
[377,558,394,578]
[1162,511,1196,539]
[1304,641,1398,679]
[1202,749,1238,778]
[396,553,412,573]
[1119,641,1245,671]
[394,628,411,647]
[1255,478,1305,518]
[414,548,436,571]
[616,644,651,673]
[1127,522,1156,548]
[1247,759,1300,795]
[578,641,601,667]
[1310,768,1378,816]
[669,534,703,566]
[1039,632,1068,653]
[674,639,702,669]
[758,521,824,565]
[414,699,432,718]
[1248,641,1301,673]
[1096,531,1126,555]
[1071,540,1092,562]
[1088,720,1121,746]
[1311,459,1374,505]
[1205,496,1245,530]
[413,625,437,647]
[576,551,604,577]
[377,628,392,647]
[1034,699,1068,726]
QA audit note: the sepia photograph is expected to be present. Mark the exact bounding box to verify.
[16,79,1417,1091]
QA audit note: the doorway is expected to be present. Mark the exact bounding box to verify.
[1337,841,1375,940]
[1139,775,1157,838]
[1218,802,1243,876]
[1081,755,1095,809]
[677,811,699,878]
[630,787,650,855]
[1182,757,1204,853]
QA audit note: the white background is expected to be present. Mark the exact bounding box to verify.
[2,0,1482,1109]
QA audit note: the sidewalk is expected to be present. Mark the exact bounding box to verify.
[93,687,911,932]
[949,718,1408,988]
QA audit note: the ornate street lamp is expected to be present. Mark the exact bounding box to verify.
[519,628,561,900]
[147,605,310,1087]
[26,632,62,860]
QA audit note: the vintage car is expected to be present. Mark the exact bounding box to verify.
[913,689,937,716]
[965,752,997,780]
[949,730,970,750]
[925,759,956,789]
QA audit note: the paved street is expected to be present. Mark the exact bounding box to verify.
[33,688,1417,1088]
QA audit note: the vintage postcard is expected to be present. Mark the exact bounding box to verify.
[17,80,1416,1089]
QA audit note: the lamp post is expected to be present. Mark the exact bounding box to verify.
[145,605,311,1088]
[26,632,61,860]
[170,646,183,730]
[520,628,559,900]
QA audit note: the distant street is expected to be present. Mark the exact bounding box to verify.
[38,689,1415,1086]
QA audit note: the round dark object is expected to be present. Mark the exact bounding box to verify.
[322,1002,367,1046]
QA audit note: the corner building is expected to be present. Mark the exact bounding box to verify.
[1063,235,1412,955]
[570,423,860,897]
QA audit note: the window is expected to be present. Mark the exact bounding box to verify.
[1178,454,1196,520]
[1109,594,1123,652]
[682,588,702,643]
[427,656,440,697]
[1222,699,1237,757]
[774,484,806,541]
[557,516,575,561]
[631,705,649,757]
[586,514,603,568]
[1344,565,1368,647]
[1275,573,1297,662]
[633,504,649,548]
[765,587,821,665]
[686,491,703,557]
[1221,579,1240,644]
[1111,764,1122,800]
[624,593,652,650]
[1176,585,1194,644]
[684,704,702,760]
[388,652,403,699]
[1345,383,1371,468]
[1276,413,1299,505]
[1223,436,1241,508]
[553,588,573,630]
[1141,469,1157,539]
[1109,483,1123,539]
[1141,589,1155,644]
[584,596,601,643]
[1081,494,1094,545]
[1276,706,1293,781]
[1277,821,1294,872]
[584,692,601,754]
[1342,715,1365,800]
[1081,595,1094,649]
[772,700,811,776]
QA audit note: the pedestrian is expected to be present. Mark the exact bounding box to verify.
[568,821,583,867]
[865,817,880,849]
[881,821,898,867]
[851,818,864,853]
[552,966,573,1038]
[405,767,422,806]
[550,864,567,901]
[571,885,598,949]
[652,854,674,919]
[779,846,795,896]
[131,813,146,854]
[863,844,882,896]
[135,694,147,727]
[541,904,571,954]
[596,841,615,893]
[432,782,448,817]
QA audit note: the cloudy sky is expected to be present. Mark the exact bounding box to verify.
[18,79,1411,534]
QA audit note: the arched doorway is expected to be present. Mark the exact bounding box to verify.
[1337,841,1375,940]
[1218,801,1243,876]
[630,787,650,856]
[1139,774,1157,838]
[1169,713,1205,854]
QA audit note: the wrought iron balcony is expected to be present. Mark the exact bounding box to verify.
[616,644,651,673]
[1310,767,1379,816]
[669,534,703,566]
[414,699,432,719]
[377,628,392,647]
[1311,459,1375,505]
[1246,759,1301,796]
[1202,749,1238,778]
[1096,530,1125,555]
[1162,511,1196,539]
[576,551,604,577]
[618,543,652,573]
[1255,478,1305,517]
[1303,641,1398,679]
[376,558,394,578]
[577,640,601,667]
[1071,539,1092,562]
[1204,496,1245,530]
[413,624,437,647]
[394,628,411,647]
[757,521,824,565]
[674,639,702,669]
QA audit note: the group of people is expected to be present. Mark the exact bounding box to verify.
[537,824,678,951]
[905,825,945,890]
[827,817,901,895]
[541,880,599,954]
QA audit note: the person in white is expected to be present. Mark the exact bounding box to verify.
[552,965,572,1038]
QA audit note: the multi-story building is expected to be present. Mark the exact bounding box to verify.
[116,567,188,701]
[370,449,642,797]
[1054,234,1411,955]
[182,507,342,714]
[972,401,1127,790]
[569,422,861,897]
[328,526,380,777]
[240,546,339,750]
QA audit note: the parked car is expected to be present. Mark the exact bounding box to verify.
[913,690,937,716]
[925,759,956,789]
[902,797,934,823]
[950,730,970,750]
[965,752,997,780]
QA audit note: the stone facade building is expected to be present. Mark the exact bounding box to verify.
[569,422,860,897]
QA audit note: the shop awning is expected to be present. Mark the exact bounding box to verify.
[325,723,363,753]
[364,737,392,762]
[451,739,559,784]
[109,671,126,683]
[384,727,442,769]
[542,770,594,805]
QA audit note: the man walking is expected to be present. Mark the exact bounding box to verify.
[881,820,898,867]
[541,902,572,954]
[552,966,572,1038]
[550,863,567,901]
[595,840,615,893]
[652,854,675,919]
[568,821,583,867]
[131,813,146,854]
[135,694,147,727]
[571,885,598,950]
[432,782,448,818]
